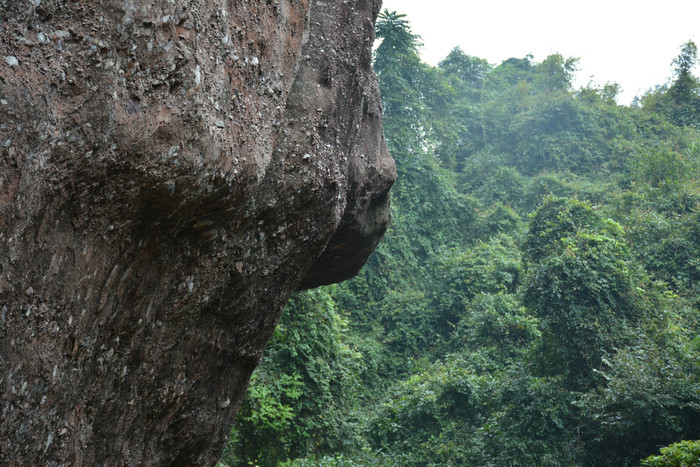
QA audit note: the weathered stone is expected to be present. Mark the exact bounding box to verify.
[0,0,394,465]
[4,55,18,67]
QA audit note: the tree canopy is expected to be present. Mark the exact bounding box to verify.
[219,12,700,467]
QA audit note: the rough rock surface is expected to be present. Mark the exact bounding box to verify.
[0,0,395,464]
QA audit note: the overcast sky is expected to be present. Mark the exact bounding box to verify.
[380,0,700,104]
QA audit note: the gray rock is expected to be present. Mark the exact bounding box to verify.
[53,30,71,40]
[0,0,394,465]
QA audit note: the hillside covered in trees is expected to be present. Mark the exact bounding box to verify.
[219,11,700,466]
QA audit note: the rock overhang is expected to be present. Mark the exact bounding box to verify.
[0,0,394,464]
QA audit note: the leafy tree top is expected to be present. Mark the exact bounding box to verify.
[672,41,698,79]
[375,10,421,64]
[523,196,625,265]
[439,47,492,87]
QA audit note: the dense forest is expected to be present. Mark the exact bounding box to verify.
[219,11,700,466]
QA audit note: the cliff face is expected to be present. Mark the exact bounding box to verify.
[0,0,395,464]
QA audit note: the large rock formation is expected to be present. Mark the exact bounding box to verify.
[0,0,395,464]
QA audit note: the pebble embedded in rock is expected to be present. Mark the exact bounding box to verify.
[53,30,71,40]
[5,56,19,67]
[194,65,201,86]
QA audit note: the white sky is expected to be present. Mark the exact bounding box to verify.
[380,0,700,105]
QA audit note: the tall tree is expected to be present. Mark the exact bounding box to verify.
[436,48,492,168]
[667,41,700,126]
[522,197,643,389]
[644,41,700,127]
[373,10,425,156]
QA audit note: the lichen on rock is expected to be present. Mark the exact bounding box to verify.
[0,0,394,464]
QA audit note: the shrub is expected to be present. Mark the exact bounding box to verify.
[641,440,700,466]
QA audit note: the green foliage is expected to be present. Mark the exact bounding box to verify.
[374,11,421,61]
[440,47,491,88]
[366,361,578,466]
[221,16,700,466]
[523,197,643,388]
[534,54,579,93]
[433,235,522,336]
[673,42,699,78]
[642,440,700,467]
[625,208,700,297]
[469,53,629,177]
[367,356,495,466]
[374,10,434,167]
[480,202,523,237]
[436,48,492,169]
[576,333,700,464]
[642,41,700,128]
[379,288,437,359]
[243,373,303,433]
[481,372,581,466]
[505,94,613,174]
[221,289,362,466]
[462,165,526,208]
[454,292,540,355]
[632,145,691,190]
